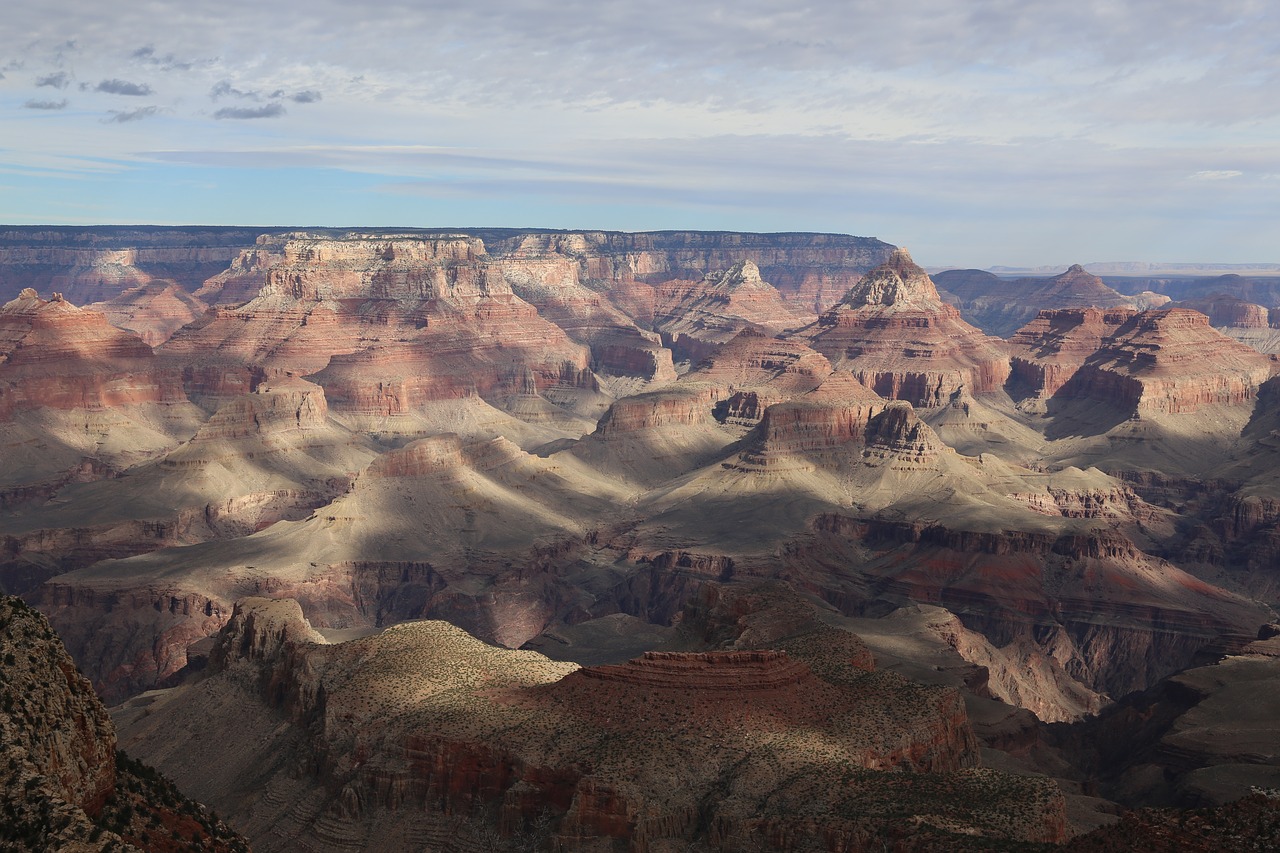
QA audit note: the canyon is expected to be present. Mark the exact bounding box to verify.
[1,226,1279,850]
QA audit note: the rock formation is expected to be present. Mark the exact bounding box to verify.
[651,260,812,362]
[1007,306,1138,400]
[1052,308,1273,416]
[0,226,268,305]
[90,281,209,346]
[115,597,1067,851]
[937,264,1146,337]
[0,595,247,852]
[0,290,205,499]
[797,249,1011,407]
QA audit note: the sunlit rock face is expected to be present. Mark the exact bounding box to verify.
[798,249,1012,406]
[1053,308,1274,414]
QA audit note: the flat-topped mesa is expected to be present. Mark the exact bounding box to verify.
[1059,307,1275,414]
[260,234,488,303]
[574,649,814,692]
[1174,293,1273,329]
[731,374,887,469]
[0,289,187,418]
[363,433,466,478]
[1007,306,1138,398]
[594,385,723,436]
[797,250,1011,407]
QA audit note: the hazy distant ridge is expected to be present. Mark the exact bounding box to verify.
[985,262,1280,276]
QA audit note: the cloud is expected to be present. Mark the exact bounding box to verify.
[104,106,160,123]
[213,103,286,119]
[290,90,322,104]
[131,45,194,71]
[1189,170,1244,181]
[23,98,68,110]
[95,79,153,96]
[210,80,261,100]
[36,71,70,89]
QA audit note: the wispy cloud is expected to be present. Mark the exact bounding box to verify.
[210,80,262,100]
[131,45,194,71]
[213,103,286,120]
[24,98,69,110]
[104,106,160,123]
[290,90,322,104]
[36,71,70,89]
[95,78,153,96]
[1189,170,1244,180]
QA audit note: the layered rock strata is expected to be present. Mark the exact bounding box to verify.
[1053,308,1274,415]
[1007,307,1138,399]
[798,249,1011,407]
[651,260,812,362]
[160,234,595,414]
[0,290,187,419]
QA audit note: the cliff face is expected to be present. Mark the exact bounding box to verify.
[1007,306,1137,399]
[1055,308,1273,415]
[0,595,248,852]
[0,290,187,419]
[798,250,1011,407]
[0,226,269,306]
[159,234,595,411]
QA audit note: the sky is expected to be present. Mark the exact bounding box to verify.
[0,0,1276,267]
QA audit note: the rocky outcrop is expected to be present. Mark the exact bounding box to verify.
[1054,308,1274,415]
[117,601,1067,851]
[1007,306,1137,399]
[0,595,248,852]
[1048,652,1280,809]
[479,229,897,313]
[0,290,188,419]
[938,264,1143,337]
[161,233,594,410]
[0,595,115,816]
[798,513,1269,701]
[797,250,1011,407]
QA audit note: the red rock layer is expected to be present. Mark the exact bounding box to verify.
[1058,308,1274,414]
[574,649,812,691]
[652,260,812,361]
[1174,294,1274,329]
[1007,307,1138,397]
[798,249,1011,407]
[0,289,186,420]
[90,280,209,346]
[158,234,593,408]
[731,374,890,469]
[594,384,723,435]
[682,329,834,424]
